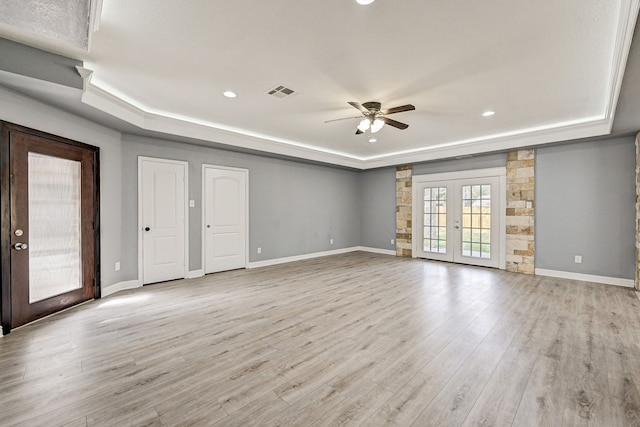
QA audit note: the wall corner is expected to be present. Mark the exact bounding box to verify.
[635,133,640,291]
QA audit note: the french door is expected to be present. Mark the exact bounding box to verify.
[1,122,99,332]
[413,169,505,269]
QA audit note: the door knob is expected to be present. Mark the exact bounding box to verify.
[454,225,460,229]
[14,243,28,250]
[144,227,150,231]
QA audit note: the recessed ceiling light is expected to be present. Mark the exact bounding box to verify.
[356,0,375,5]
[482,111,495,117]
[368,137,377,143]
[223,91,237,98]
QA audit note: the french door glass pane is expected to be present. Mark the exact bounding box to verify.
[28,153,82,303]
[461,184,491,258]
[423,187,447,253]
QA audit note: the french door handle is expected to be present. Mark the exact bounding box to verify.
[14,243,28,250]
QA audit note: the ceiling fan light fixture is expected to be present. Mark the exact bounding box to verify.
[357,119,370,132]
[356,0,375,4]
[371,118,385,133]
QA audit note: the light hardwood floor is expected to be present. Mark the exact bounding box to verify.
[1,252,640,426]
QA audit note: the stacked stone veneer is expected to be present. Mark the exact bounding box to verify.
[505,149,535,274]
[396,165,412,257]
[635,133,640,291]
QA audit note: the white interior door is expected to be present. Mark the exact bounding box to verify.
[204,166,247,274]
[413,169,504,269]
[140,158,187,284]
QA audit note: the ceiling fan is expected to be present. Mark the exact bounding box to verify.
[325,101,415,135]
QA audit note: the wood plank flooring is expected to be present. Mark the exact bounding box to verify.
[1,251,640,426]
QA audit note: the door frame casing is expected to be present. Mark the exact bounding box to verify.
[201,164,249,274]
[137,156,189,285]
[412,167,506,269]
[0,121,101,334]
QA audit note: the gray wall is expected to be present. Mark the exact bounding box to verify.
[359,168,396,250]
[0,38,83,88]
[357,154,508,251]
[536,136,636,279]
[2,83,636,298]
[121,135,362,277]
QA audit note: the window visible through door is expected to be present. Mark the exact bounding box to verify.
[422,186,447,254]
[461,184,492,259]
[413,168,505,269]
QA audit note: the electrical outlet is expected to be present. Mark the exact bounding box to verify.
[257,247,262,254]
[115,262,121,271]
[189,200,195,208]
[330,239,334,245]
[574,255,582,264]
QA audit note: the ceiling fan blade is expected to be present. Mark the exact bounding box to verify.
[348,102,369,114]
[383,104,416,115]
[355,128,364,135]
[362,101,381,112]
[382,117,409,130]
[324,116,362,123]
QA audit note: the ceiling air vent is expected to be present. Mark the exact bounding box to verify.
[267,85,295,98]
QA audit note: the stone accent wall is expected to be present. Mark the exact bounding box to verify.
[505,149,535,274]
[636,133,640,291]
[396,165,412,257]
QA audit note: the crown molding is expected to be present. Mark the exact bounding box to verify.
[605,0,640,122]
[76,67,365,169]
[361,117,612,168]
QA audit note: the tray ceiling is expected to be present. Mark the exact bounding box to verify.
[1,0,638,168]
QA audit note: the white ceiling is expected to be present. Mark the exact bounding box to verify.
[1,0,639,168]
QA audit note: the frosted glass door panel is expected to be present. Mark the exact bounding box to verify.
[28,153,82,303]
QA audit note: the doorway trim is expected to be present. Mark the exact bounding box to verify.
[412,167,506,269]
[201,164,249,274]
[1,122,101,334]
[137,156,189,285]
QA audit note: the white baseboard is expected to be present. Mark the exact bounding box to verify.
[247,246,395,269]
[101,279,142,297]
[535,269,635,288]
[187,269,204,279]
[357,246,396,256]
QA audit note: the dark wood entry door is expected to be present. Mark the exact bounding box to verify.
[1,122,100,333]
